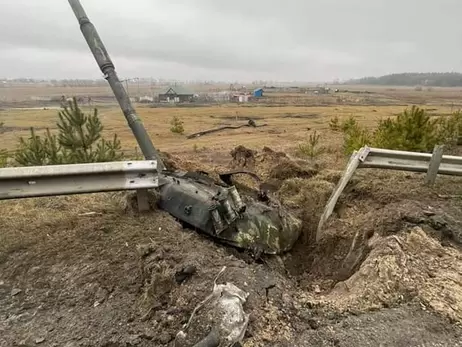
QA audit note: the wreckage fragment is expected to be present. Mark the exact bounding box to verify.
[186,119,267,139]
[176,267,250,347]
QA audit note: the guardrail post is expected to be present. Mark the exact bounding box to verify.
[425,145,444,186]
[136,189,150,212]
[316,147,370,241]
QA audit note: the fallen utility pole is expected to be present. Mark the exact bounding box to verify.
[68,0,165,171]
[187,119,267,139]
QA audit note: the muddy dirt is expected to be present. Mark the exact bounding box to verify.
[1,146,462,347]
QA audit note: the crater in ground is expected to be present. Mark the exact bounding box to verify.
[1,146,462,347]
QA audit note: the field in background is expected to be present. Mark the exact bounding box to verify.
[1,84,460,161]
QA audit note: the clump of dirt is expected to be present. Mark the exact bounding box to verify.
[159,151,220,178]
[159,151,208,172]
[261,146,289,159]
[230,145,257,168]
[268,161,318,181]
[229,145,318,183]
[159,151,180,171]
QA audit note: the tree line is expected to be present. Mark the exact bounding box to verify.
[345,72,462,87]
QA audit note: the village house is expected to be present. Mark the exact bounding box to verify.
[158,85,195,103]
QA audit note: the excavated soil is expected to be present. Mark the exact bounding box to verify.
[1,146,462,346]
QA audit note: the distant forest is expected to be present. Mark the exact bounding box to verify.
[345,72,462,87]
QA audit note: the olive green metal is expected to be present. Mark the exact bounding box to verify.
[219,201,302,254]
[68,0,165,171]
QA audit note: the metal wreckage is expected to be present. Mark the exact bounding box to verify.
[68,0,302,255]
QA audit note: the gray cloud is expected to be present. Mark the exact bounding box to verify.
[0,0,461,81]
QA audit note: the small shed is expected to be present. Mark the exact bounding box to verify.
[139,95,154,103]
[159,85,195,103]
[231,93,250,103]
[253,88,263,98]
[238,95,250,103]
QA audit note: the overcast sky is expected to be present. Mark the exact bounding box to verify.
[0,0,461,82]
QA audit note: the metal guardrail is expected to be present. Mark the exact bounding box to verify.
[316,145,461,241]
[359,146,462,176]
[0,161,159,207]
[3,146,460,228]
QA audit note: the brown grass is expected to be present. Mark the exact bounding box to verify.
[0,193,131,260]
[0,103,455,159]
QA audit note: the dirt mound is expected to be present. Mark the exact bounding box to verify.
[290,199,462,326]
[229,145,318,181]
[230,145,256,168]
[159,151,207,173]
[261,146,289,160]
[159,151,223,182]
[158,151,179,171]
[268,161,318,181]
[323,226,462,321]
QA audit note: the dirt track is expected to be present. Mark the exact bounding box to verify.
[1,148,462,347]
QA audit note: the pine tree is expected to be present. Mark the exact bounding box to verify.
[373,105,439,152]
[0,122,7,167]
[15,97,123,166]
[56,97,122,163]
[0,149,7,167]
[15,128,52,166]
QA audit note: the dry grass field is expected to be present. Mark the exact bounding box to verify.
[1,84,462,347]
[0,103,417,154]
[1,84,458,159]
